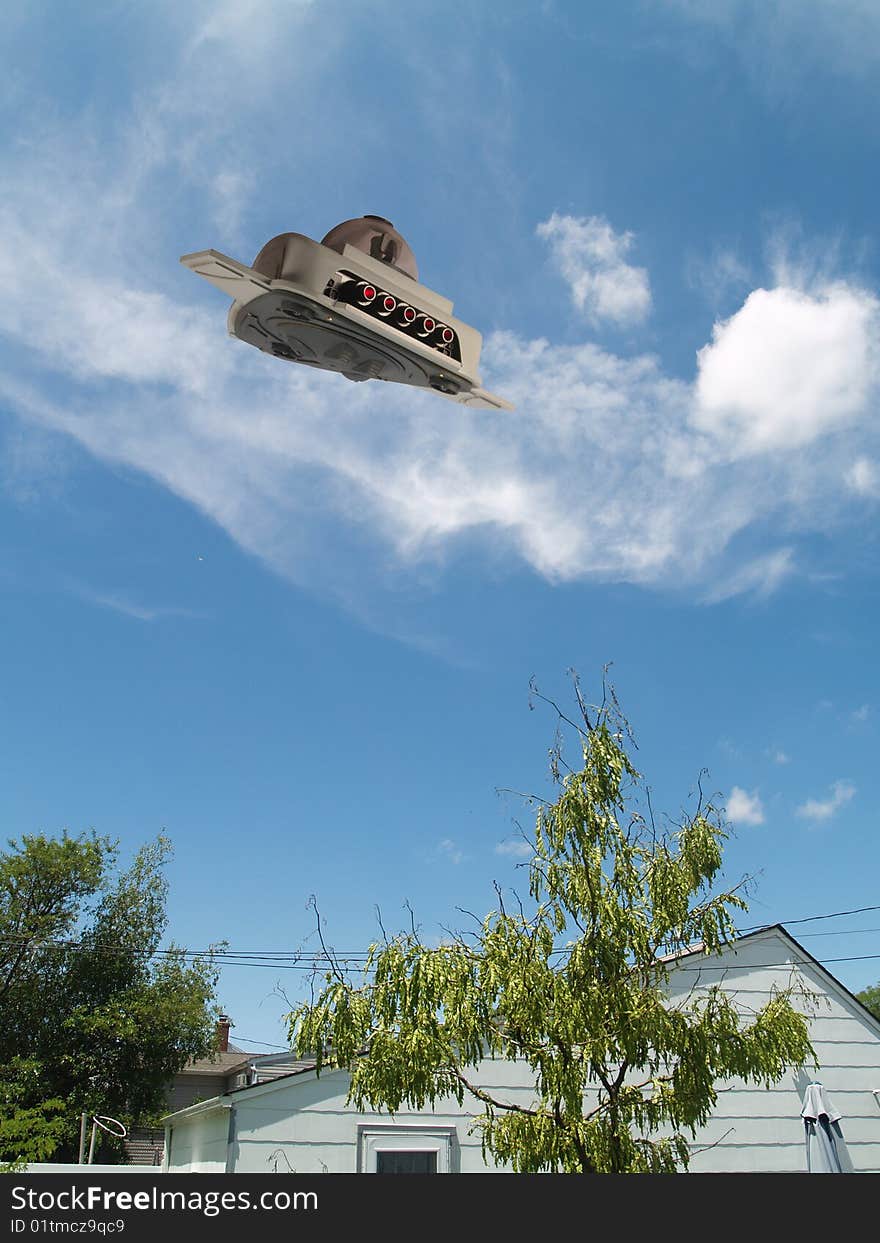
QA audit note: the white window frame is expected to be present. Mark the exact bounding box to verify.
[357,1125,456,1173]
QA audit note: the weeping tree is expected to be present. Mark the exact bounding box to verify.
[288,675,816,1173]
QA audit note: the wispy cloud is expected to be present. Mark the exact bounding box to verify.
[494,839,533,859]
[767,748,790,765]
[726,786,765,826]
[435,839,465,866]
[536,213,651,326]
[846,457,880,497]
[660,0,880,83]
[71,584,202,623]
[703,549,796,603]
[187,0,316,54]
[796,780,856,822]
[686,248,754,310]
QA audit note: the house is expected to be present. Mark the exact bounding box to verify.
[23,1016,291,1171]
[660,924,880,1171]
[161,926,880,1174]
[165,1015,255,1114]
[123,1015,258,1165]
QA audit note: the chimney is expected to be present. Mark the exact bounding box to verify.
[217,1014,231,1053]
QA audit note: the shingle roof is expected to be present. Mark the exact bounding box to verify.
[180,1050,253,1076]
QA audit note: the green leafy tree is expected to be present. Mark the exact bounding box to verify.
[0,1061,66,1172]
[0,832,222,1165]
[288,677,816,1173]
[856,982,880,1022]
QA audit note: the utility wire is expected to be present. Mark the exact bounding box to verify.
[2,904,879,972]
[2,940,879,973]
[740,904,880,930]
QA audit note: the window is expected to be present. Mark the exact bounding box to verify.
[358,1125,456,1173]
[375,1150,438,1174]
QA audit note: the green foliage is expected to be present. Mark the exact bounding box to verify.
[0,1060,66,1172]
[0,831,222,1165]
[287,677,816,1173]
[856,981,880,1022]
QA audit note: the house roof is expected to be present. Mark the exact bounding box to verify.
[248,1052,320,1082]
[162,1058,324,1123]
[665,923,880,1038]
[179,1050,254,1076]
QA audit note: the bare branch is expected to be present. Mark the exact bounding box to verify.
[529,676,592,741]
[309,895,346,986]
[495,787,552,808]
[402,899,419,939]
[688,1127,736,1158]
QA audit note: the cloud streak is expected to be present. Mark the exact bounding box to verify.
[69,584,203,623]
[796,780,856,822]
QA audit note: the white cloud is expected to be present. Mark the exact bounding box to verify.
[726,786,765,826]
[770,749,790,765]
[660,0,880,81]
[209,170,251,246]
[687,248,754,308]
[536,213,651,326]
[846,457,880,497]
[187,0,316,58]
[693,284,880,457]
[436,839,464,866]
[703,548,795,603]
[796,780,856,822]
[494,840,533,859]
[851,704,870,723]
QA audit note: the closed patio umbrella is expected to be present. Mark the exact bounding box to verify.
[801,1082,855,1173]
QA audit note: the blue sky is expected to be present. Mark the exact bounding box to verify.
[2,0,879,1051]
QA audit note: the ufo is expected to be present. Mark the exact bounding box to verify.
[180,216,513,411]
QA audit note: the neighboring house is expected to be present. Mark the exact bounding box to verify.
[26,1017,291,1170]
[124,1015,259,1165]
[166,1016,255,1114]
[162,926,880,1174]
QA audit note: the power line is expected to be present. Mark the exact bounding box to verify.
[2,904,878,974]
[741,904,880,930]
[2,940,878,975]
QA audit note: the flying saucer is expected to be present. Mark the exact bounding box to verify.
[181,215,513,411]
